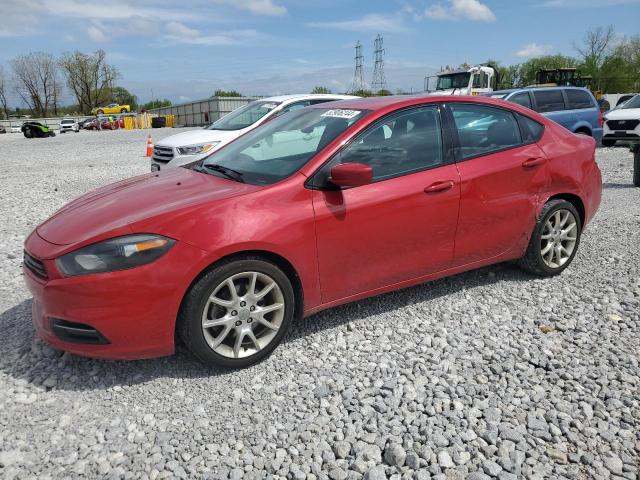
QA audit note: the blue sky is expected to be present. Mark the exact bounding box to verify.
[1,0,639,105]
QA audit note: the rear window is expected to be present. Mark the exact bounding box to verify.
[533,90,566,113]
[565,89,594,109]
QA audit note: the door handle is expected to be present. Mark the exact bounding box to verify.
[522,157,546,168]
[424,180,454,194]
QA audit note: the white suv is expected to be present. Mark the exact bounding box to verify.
[59,119,80,133]
[602,94,640,147]
[150,94,357,171]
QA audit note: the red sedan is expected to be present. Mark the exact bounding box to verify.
[23,96,602,368]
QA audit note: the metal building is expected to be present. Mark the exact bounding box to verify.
[149,96,260,127]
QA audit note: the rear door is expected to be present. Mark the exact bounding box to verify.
[447,103,549,266]
[311,105,461,303]
[565,88,600,133]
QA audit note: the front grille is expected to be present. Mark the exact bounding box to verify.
[50,318,110,345]
[24,251,47,279]
[606,119,640,130]
[152,145,174,164]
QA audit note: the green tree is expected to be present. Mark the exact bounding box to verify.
[143,99,172,110]
[111,86,138,110]
[212,89,242,97]
[311,86,331,94]
[350,89,374,97]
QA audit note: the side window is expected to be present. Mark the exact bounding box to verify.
[310,99,337,105]
[450,104,522,159]
[509,92,532,109]
[320,106,443,184]
[533,90,566,113]
[517,114,544,144]
[565,89,594,109]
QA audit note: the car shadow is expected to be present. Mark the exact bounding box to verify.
[0,262,532,392]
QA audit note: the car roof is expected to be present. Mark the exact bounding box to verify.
[491,86,593,96]
[260,94,359,103]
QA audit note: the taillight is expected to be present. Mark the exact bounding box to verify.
[599,111,603,128]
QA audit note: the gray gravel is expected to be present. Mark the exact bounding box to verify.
[0,131,638,480]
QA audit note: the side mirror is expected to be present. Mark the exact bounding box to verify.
[330,163,373,188]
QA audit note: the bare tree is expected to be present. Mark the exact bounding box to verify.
[11,52,59,117]
[59,50,119,114]
[0,65,9,120]
[575,25,616,68]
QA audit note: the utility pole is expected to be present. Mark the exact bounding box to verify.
[349,41,367,94]
[371,34,387,94]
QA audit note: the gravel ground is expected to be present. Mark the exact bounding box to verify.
[0,130,638,480]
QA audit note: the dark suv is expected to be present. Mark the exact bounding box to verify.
[487,86,603,143]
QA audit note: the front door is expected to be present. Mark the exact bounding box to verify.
[311,105,461,303]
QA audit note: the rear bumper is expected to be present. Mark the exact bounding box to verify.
[23,235,211,360]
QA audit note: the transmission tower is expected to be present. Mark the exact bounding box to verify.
[349,41,366,94]
[371,34,387,93]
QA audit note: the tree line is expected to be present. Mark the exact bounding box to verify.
[0,50,170,119]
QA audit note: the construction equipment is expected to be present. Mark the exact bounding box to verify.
[533,68,609,111]
[424,64,498,96]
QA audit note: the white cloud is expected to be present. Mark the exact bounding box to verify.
[422,0,496,22]
[308,14,407,33]
[211,0,287,16]
[0,1,39,36]
[87,24,108,42]
[516,42,553,58]
[163,21,260,46]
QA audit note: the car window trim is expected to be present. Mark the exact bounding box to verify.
[531,88,567,113]
[305,103,453,190]
[442,102,531,163]
[508,91,533,109]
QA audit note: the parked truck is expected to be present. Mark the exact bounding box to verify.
[424,64,497,96]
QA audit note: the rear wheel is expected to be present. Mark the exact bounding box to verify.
[120,108,127,113]
[97,109,104,115]
[602,138,616,147]
[178,257,295,368]
[23,128,33,138]
[519,199,582,276]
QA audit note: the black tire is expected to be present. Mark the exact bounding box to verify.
[518,199,582,277]
[49,131,56,137]
[120,108,127,113]
[602,138,616,147]
[23,128,33,139]
[177,257,296,368]
[633,147,640,187]
[97,109,104,115]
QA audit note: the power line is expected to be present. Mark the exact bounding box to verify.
[349,41,366,94]
[371,34,387,93]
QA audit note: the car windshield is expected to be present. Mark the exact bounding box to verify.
[437,73,471,90]
[198,107,369,185]
[620,95,640,109]
[207,101,281,131]
[61,120,74,124]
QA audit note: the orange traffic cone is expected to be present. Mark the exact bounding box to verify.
[146,135,153,157]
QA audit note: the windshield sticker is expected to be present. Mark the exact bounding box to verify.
[321,109,361,119]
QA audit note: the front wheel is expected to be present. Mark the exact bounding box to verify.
[120,108,127,113]
[23,128,33,138]
[519,199,582,276]
[178,258,295,368]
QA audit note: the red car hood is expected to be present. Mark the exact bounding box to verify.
[37,168,259,245]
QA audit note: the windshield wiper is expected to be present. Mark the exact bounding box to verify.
[198,163,245,183]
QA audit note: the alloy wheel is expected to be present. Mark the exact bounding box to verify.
[540,209,578,268]
[201,271,285,359]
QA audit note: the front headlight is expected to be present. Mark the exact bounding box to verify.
[176,142,219,155]
[56,234,175,276]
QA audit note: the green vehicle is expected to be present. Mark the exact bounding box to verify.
[21,121,56,138]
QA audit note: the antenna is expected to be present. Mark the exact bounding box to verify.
[371,34,387,93]
[349,41,366,94]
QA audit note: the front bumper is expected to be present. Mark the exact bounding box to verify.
[23,233,211,360]
[603,120,640,142]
